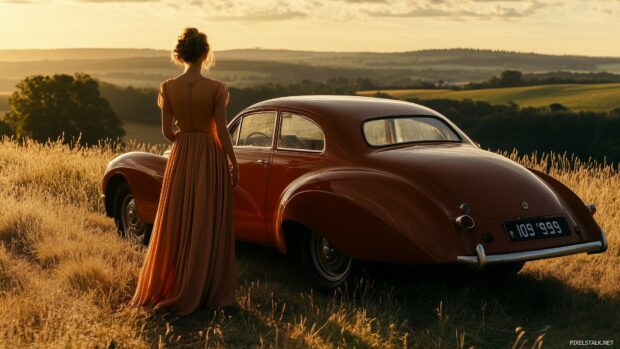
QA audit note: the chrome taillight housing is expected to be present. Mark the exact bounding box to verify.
[455,215,475,229]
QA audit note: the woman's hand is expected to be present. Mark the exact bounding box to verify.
[229,161,239,187]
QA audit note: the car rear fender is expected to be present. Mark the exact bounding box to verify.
[275,169,469,263]
[528,168,604,243]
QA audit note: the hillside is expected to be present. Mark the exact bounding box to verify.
[0,137,617,347]
[3,48,620,71]
[0,48,168,62]
[358,83,620,112]
[2,48,620,91]
[217,48,620,72]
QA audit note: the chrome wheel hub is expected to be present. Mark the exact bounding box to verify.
[311,234,352,282]
[121,195,145,242]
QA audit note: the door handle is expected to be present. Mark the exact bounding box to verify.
[256,159,269,165]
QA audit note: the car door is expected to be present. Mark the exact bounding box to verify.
[229,111,277,244]
[266,111,329,241]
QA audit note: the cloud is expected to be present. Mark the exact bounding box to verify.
[76,0,160,2]
[369,8,480,17]
[204,2,308,22]
[365,0,558,19]
[190,0,236,10]
[340,0,389,3]
[2,0,40,3]
[207,8,307,21]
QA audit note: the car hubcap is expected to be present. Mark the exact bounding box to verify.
[311,234,352,282]
[121,195,145,242]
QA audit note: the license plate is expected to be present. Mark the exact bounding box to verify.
[504,217,571,241]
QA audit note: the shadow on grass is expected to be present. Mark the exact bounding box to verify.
[136,242,619,348]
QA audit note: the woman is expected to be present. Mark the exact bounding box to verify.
[130,27,239,315]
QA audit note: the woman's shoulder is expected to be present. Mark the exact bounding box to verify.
[205,77,228,89]
[159,78,173,89]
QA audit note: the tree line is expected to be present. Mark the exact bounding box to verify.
[395,96,620,164]
[101,77,620,166]
[98,77,370,123]
[1,73,124,145]
[455,70,620,90]
[2,73,619,165]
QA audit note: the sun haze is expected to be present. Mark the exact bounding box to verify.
[0,0,619,56]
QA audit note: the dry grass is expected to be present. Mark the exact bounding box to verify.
[0,135,617,348]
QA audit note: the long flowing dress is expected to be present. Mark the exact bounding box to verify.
[130,76,237,315]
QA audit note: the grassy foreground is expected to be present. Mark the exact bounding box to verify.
[0,136,617,348]
[357,83,620,112]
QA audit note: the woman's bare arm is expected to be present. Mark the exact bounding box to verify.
[159,80,178,143]
[161,108,178,143]
[214,83,238,184]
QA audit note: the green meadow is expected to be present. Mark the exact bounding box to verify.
[358,83,620,112]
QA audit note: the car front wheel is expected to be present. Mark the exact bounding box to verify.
[113,181,152,246]
[300,231,353,290]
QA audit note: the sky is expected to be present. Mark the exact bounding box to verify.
[0,0,619,56]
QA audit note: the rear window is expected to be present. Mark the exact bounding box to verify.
[363,116,461,146]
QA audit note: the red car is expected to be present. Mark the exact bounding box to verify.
[101,95,608,289]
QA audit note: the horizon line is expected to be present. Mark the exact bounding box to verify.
[0,47,619,59]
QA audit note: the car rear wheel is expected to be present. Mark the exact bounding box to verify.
[300,230,353,290]
[113,181,152,246]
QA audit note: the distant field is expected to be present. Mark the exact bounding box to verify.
[122,121,168,145]
[3,48,620,91]
[358,83,620,112]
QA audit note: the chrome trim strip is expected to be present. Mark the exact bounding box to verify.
[458,239,605,269]
[276,146,324,154]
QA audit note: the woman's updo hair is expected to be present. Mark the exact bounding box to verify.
[172,27,215,70]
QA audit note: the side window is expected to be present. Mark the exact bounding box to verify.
[229,120,240,146]
[363,119,390,146]
[277,112,325,152]
[237,112,276,148]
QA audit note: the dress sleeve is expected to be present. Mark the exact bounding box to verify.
[157,80,173,114]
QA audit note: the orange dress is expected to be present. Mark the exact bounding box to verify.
[130,77,237,314]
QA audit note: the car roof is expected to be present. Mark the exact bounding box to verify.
[246,95,442,121]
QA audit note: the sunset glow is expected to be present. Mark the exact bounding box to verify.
[0,0,619,56]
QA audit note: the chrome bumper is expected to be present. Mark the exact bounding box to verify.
[457,230,608,269]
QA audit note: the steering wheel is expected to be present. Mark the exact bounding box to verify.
[243,131,271,146]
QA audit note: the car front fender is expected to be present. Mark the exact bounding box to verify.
[101,152,166,223]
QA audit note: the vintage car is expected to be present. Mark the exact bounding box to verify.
[101,95,608,289]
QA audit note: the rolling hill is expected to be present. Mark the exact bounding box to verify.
[2,48,620,91]
[357,83,620,112]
